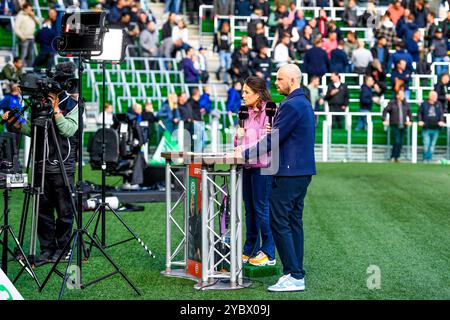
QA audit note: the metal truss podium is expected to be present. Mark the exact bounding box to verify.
[161,152,251,290]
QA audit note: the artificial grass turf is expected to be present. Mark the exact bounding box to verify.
[2,163,450,300]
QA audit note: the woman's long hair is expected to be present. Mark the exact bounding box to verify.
[243,76,272,117]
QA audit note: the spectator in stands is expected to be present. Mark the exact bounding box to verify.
[109,0,127,24]
[297,24,314,59]
[382,88,412,162]
[318,8,328,38]
[187,88,205,152]
[395,8,411,39]
[342,0,359,27]
[171,18,190,57]
[412,0,427,28]
[366,59,388,96]
[352,40,373,74]
[406,30,422,64]
[330,40,349,73]
[117,12,140,56]
[359,1,378,28]
[139,20,159,58]
[375,13,396,49]
[187,0,200,25]
[250,46,272,88]
[273,33,292,68]
[273,16,300,49]
[182,47,200,84]
[96,103,114,128]
[137,11,149,32]
[199,86,213,115]
[303,37,329,78]
[252,22,269,54]
[178,92,194,140]
[230,43,251,84]
[226,81,242,116]
[392,59,412,99]
[0,57,22,82]
[322,31,338,59]
[430,29,449,76]
[293,9,306,33]
[418,91,445,162]
[434,73,450,113]
[442,10,450,50]
[157,93,180,134]
[327,20,343,42]
[162,12,177,41]
[371,36,390,72]
[34,18,58,70]
[268,3,287,30]
[307,17,320,39]
[356,75,380,131]
[424,11,437,48]
[214,0,234,15]
[253,0,270,17]
[0,0,16,24]
[165,0,181,14]
[344,31,359,62]
[399,12,418,42]
[387,0,405,26]
[142,101,159,141]
[236,0,252,17]
[214,21,232,84]
[306,75,324,116]
[14,3,38,68]
[388,41,414,72]
[198,47,209,84]
[325,72,349,129]
[48,7,61,36]
[248,8,265,39]
[286,1,297,25]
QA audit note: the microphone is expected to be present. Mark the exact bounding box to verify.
[238,104,249,127]
[265,101,277,126]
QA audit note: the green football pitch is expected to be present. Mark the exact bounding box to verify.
[3,163,450,300]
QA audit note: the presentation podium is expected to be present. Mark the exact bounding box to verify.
[161,152,251,290]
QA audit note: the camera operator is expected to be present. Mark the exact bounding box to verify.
[3,82,79,264]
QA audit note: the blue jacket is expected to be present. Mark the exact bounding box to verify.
[406,38,420,63]
[199,93,212,114]
[226,88,241,114]
[388,49,414,72]
[181,58,200,83]
[245,88,316,177]
[391,69,412,90]
[359,84,373,111]
[36,26,58,54]
[330,48,349,73]
[302,47,329,77]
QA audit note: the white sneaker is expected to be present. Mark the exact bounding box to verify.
[268,274,305,292]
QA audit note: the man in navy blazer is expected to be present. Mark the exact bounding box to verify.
[236,64,316,291]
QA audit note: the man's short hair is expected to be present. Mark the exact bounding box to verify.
[13,57,21,64]
[190,87,200,96]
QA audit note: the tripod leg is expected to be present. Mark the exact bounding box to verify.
[18,190,31,247]
[106,204,155,258]
[83,230,141,296]
[86,208,103,256]
[58,232,79,300]
[8,227,41,287]
[39,229,77,293]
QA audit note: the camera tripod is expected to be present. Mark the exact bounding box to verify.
[83,63,154,259]
[1,187,41,288]
[34,60,141,299]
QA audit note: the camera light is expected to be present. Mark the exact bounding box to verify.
[89,28,126,63]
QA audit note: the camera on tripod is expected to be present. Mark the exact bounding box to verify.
[18,62,78,117]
